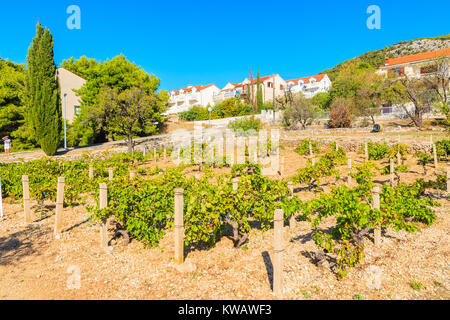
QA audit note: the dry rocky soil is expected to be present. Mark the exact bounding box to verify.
[0,124,449,300]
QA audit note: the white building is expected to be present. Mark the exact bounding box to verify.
[213,74,287,104]
[56,67,86,124]
[376,48,450,79]
[376,48,450,117]
[166,84,221,114]
[284,74,332,98]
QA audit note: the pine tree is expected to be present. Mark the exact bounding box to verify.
[25,23,61,156]
[257,71,263,110]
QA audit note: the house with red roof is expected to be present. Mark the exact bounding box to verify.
[166,84,221,114]
[376,48,450,78]
[284,74,332,98]
[214,74,287,104]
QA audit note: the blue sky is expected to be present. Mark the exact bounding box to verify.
[0,0,448,91]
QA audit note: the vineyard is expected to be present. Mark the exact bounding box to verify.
[0,136,449,300]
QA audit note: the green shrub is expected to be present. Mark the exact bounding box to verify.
[436,139,449,161]
[228,116,262,136]
[294,139,320,156]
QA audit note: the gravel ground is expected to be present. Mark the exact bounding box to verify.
[0,138,448,300]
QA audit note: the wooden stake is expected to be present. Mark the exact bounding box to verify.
[288,182,296,228]
[347,158,352,187]
[397,151,401,166]
[130,170,136,180]
[390,158,395,187]
[273,209,284,298]
[433,143,438,168]
[365,142,369,162]
[0,178,3,219]
[309,140,313,157]
[174,188,184,265]
[154,148,157,165]
[447,162,449,195]
[108,168,113,181]
[372,186,381,247]
[22,175,32,224]
[99,183,108,248]
[232,177,239,191]
[54,177,65,238]
[164,148,167,160]
[89,164,94,179]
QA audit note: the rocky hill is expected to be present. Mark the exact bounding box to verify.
[321,34,450,80]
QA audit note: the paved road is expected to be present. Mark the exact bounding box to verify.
[0,126,229,163]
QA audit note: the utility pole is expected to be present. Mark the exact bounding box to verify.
[63,93,67,149]
[272,75,276,124]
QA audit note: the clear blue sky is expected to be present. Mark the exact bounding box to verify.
[0,0,448,91]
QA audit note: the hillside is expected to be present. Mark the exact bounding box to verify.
[321,34,450,80]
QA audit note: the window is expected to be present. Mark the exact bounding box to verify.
[267,82,273,88]
[74,106,81,115]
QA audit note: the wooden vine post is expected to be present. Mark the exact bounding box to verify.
[0,178,3,219]
[447,162,450,195]
[54,177,65,238]
[347,158,352,187]
[89,164,94,179]
[22,175,32,224]
[372,186,381,247]
[397,151,401,166]
[99,183,108,248]
[390,158,395,187]
[365,142,369,162]
[108,168,113,181]
[154,148,157,165]
[164,148,167,160]
[232,177,239,191]
[273,209,284,298]
[309,140,313,158]
[288,182,296,228]
[174,188,184,265]
[433,143,438,168]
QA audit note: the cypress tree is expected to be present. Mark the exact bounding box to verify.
[257,71,263,110]
[25,23,61,156]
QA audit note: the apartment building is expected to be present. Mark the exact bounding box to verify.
[376,48,450,116]
[285,74,332,98]
[376,48,450,78]
[166,73,333,114]
[213,74,287,104]
[56,67,86,124]
[166,84,221,114]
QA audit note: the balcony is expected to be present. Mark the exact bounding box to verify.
[189,93,200,102]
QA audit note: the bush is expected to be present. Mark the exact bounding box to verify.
[436,139,449,161]
[228,116,262,136]
[178,98,257,122]
[178,105,210,121]
[328,98,352,128]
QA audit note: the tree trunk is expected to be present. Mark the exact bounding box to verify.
[127,134,133,153]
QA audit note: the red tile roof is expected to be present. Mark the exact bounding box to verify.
[171,84,217,95]
[286,74,327,85]
[383,48,450,67]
